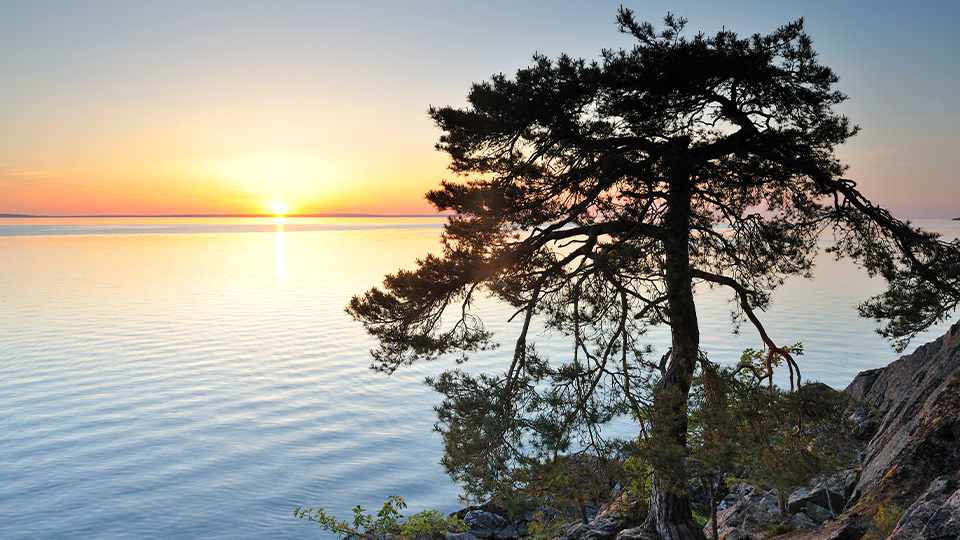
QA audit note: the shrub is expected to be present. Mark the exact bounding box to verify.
[867,503,906,539]
[295,495,468,540]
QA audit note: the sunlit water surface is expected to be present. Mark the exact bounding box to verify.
[1,217,957,539]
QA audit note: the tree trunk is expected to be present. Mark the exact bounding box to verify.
[642,335,705,539]
[640,151,706,539]
[709,480,719,540]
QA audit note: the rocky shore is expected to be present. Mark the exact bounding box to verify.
[445,321,960,540]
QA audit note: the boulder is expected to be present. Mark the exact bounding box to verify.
[802,503,832,526]
[784,512,818,531]
[559,491,644,540]
[560,516,624,540]
[919,490,960,539]
[710,484,781,540]
[749,321,960,540]
[786,488,845,517]
[844,320,960,512]
[763,516,864,540]
[888,476,960,540]
[848,407,879,441]
[455,504,528,540]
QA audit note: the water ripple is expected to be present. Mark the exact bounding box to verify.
[2,219,956,539]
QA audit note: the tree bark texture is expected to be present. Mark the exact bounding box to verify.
[642,158,707,539]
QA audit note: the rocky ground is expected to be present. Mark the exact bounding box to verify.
[446,321,960,540]
[843,320,960,539]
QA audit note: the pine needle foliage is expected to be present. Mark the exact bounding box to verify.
[347,8,960,536]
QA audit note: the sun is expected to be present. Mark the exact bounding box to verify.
[268,201,289,216]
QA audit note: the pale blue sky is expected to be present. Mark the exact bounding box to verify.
[1,1,957,216]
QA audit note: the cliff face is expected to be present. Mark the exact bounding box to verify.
[766,323,960,540]
[844,320,960,512]
[505,322,960,540]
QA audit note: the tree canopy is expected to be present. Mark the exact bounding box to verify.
[347,9,960,538]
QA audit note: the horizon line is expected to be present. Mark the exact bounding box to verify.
[0,213,445,218]
[1,213,956,221]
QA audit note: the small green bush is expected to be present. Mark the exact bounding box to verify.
[690,510,709,527]
[295,495,468,540]
[867,503,905,539]
[400,509,468,539]
[527,510,569,540]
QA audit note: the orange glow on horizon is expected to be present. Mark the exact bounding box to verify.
[0,153,444,216]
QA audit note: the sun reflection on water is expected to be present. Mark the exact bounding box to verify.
[274,217,286,281]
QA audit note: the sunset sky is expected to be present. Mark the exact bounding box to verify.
[1,1,958,217]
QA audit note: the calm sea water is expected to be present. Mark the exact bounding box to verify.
[1,217,957,539]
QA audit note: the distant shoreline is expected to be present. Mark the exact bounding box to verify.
[0,213,443,218]
[2,213,953,220]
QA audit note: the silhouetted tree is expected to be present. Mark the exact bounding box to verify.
[347,9,960,539]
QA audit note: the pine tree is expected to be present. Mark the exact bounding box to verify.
[347,9,960,537]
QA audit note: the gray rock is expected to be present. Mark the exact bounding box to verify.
[892,499,940,539]
[920,489,960,539]
[453,505,529,540]
[786,511,818,530]
[928,476,958,498]
[718,492,738,512]
[803,503,833,526]
[461,511,507,539]
[841,471,859,503]
[562,518,623,540]
[760,516,864,540]
[920,504,960,540]
[559,492,643,540]
[787,488,845,516]
[463,509,509,531]
[723,529,754,540]
[712,485,782,540]
[848,405,880,441]
[844,320,960,509]
[492,526,525,540]
[852,417,878,441]
[889,481,960,540]
[612,526,655,540]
